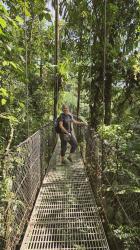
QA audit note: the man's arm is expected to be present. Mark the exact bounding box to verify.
[68,112,87,126]
[72,119,87,126]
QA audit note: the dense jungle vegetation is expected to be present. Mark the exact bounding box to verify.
[0,0,140,249]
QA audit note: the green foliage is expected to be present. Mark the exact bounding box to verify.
[113,225,140,250]
[0,0,140,249]
[0,1,55,247]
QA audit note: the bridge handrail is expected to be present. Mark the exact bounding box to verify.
[2,122,56,250]
[76,125,140,246]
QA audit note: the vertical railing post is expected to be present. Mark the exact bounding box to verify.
[85,128,95,186]
[85,128,102,202]
[40,127,45,181]
[94,135,102,202]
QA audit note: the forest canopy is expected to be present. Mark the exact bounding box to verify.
[0,0,140,250]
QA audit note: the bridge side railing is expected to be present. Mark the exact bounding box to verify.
[1,123,56,250]
[76,125,140,250]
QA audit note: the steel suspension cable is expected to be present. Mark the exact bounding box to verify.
[101,0,107,193]
[103,0,107,122]
[89,2,93,112]
[24,0,30,137]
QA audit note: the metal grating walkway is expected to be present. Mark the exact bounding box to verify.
[20,142,110,250]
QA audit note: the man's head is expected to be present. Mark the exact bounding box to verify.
[62,104,69,114]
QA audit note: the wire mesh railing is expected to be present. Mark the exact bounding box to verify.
[1,123,56,250]
[76,125,140,250]
[20,141,110,250]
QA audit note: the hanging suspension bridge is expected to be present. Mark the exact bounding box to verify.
[3,123,139,250]
[4,123,109,250]
[20,140,109,250]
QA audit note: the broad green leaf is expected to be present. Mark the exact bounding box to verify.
[0,87,8,97]
[7,16,18,28]
[19,102,25,108]
[7,115,18,123]
[19,55,25,62]
[1,98,7,106]
[16,16,24,25]
[2,61,9,66]
[9,62,17,69]
[0,17,6,28]
[2,61,18,69]
[25,8,31,17]
[0,114,18,123]
[6,45,12,51]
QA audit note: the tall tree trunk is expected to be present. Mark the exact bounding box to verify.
[90,67,103,130]
[104,69,112,125]
[77,69,82,119]
[54,0,59,120]
[26,1,35,96]
[76,19,83,119]
[40,58,43,82]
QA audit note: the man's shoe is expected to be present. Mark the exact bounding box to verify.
[67,156,73,163]
[61,159,70,165]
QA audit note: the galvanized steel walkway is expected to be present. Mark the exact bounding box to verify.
[20,142,110,250]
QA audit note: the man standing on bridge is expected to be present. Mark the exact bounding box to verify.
[58,104,87,164]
